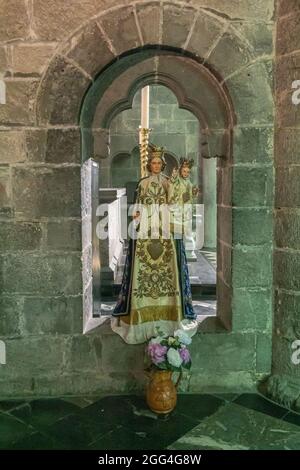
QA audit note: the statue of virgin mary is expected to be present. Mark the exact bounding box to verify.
[111,147,198,344]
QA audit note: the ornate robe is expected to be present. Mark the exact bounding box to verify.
[111,173,197,344]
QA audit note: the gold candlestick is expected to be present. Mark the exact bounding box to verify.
[139,126,151,178]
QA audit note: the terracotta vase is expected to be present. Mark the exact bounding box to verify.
[146,369,180,414]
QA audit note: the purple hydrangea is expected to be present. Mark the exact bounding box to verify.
[147,343,167,365]
[179,347,191,364]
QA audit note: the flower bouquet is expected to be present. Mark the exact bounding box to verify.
[144,329,192,414]
[145,328,192,372]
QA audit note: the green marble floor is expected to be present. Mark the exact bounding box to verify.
[0,393,300,450]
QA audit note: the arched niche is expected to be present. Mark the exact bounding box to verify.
[78,47,233,332]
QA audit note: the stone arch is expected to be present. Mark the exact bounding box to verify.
[34,1,274,348]
[35,2,262,127]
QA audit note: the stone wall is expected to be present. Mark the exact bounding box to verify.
[0,0,275,398]
[266,0,300,410]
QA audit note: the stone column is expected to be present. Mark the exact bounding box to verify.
[266,0,300,410]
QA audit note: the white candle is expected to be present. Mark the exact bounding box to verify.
[141,86,149,129]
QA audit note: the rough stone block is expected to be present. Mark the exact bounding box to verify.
[100,330,145,373]
[276,167,300,208]
[45,128,81,164]
[25,129,47,162]
[256,333,272,373]
[23,295,83,335]
[0,166,11,214]
[67,335,100,372]
[232,288,272,332]
[186,134,199,154]
[93,128,111,160]
[220,242,232,287]
[186,121,199,134]
[3,336,67,377]
[275,128,300,166]
[233,208,273,245]
[233,127,273,164]
[187,11,225,60]
[276,53,300,96]
[217,166,232,207]
[275,209,300,250]
[277,0,300,17]
[226,62,274,126]
[0,46,9,75]
[0,79,38,126]
[100,6,141,56]
[232,246,272,288]
[136,2,161,45]
[12,166,81,218]
[162,3,195,48]
[271,337,298,377]
[166,120,186,134]
[275,54,300,128]
[0,0,29,41]
[234,21,273,58]
[216,279,232,330]
[209,26,252,79]
[277,14,300,56]
[0,130,26,164]
[32,0,98,41]
[174,108,195,121]
[65,22,115,78]
[12,43,57,76]
[233,167,271,207]
[0,221,42,252]
[2,253,82,295]
[0,296,22,337]
[155,54,227,129]
[217,206,232,246]
[191,332,256,372]
[46,220,82,251]
[158,104,175,121]
[37,56,91,125]
[195,0,274,21]
[275,290,300,341]
[274,250,300,291]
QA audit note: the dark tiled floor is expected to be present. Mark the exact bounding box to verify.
[1,393,300,450]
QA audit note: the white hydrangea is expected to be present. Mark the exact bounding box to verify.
[167,348,183,368]
[174,329,192,345]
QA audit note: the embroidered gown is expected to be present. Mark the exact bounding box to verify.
[111,173,197,344]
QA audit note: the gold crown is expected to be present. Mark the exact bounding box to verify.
[179,157,194,169]
[150,146,165,159]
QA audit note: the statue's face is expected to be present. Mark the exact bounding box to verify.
[180,165,190,179]
[150,157,162,174]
